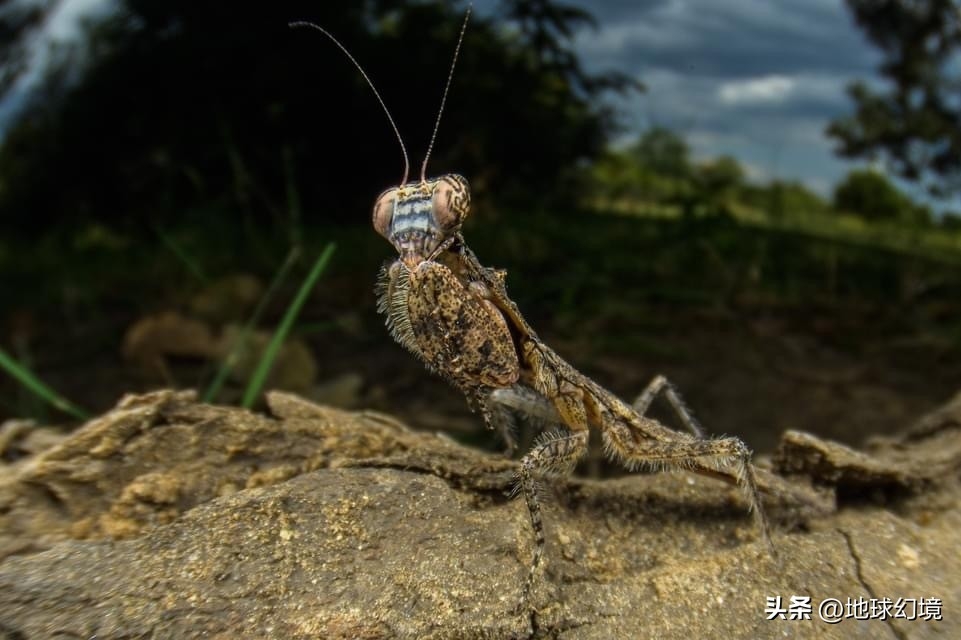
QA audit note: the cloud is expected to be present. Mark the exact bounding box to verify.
[576,1,879,78]
[566,0,890,198]
[718,75,795,106]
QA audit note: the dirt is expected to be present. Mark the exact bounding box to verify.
[0,388,958,639]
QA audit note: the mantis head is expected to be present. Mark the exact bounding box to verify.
[372,174,470,267]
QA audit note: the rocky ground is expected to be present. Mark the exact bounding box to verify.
[0,389,959,639]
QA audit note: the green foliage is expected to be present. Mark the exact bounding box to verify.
[471,206,961,345]
[203,246,302,404]
[942,212,961,231]
[241,243,335,408]
[828,0,961,196]
[694,155,744,213]
[628,126,691,179]
[0,347,90,421]
[590,148,689,206]
[591,128,749,217]
[586,126,943,247]
[832,168,925,224]
[740,180,831,222]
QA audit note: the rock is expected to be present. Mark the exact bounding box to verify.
[121,312,219,380]
[121,307,319,392]
[773,388,961,498]
[215,325,319,392]
[189,274,265,323]
[0,390,958,639]
[0,420,67,485]
[309,372,365,409]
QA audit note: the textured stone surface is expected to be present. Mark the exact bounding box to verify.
[0,390,958,639]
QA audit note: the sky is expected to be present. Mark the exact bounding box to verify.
[0,0,951,206]
[482,0,888,197]
[0,0,115,134]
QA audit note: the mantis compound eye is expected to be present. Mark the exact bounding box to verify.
[373,175,471,264]
[431,174,471,235]
[372,187,399,239]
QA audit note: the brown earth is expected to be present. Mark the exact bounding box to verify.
[0,388,959,639]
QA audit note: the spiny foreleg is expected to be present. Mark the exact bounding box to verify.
[495,384,831,517]
[515,428,588,607]
[602,417,774,556]
[515,344,594,606]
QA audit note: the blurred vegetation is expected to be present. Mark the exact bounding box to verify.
[0,0,959,427]
[833,169,933,227]
[0,0,642,419]
[828,0,961,196]
[586,127,961,260]
[0,0,636,237]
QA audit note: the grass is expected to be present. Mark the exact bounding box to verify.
[202,245,303,403]
[153,224,210,284]
[461,202,961,362]
[0,346,91,421]
[0,218,339,420]
[240,242,336,408]
[589,196,961,265]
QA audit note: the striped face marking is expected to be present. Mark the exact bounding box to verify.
[372,174,471,267]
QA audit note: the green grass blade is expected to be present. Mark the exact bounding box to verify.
[202,245,302,403]
[154,226,208,283]
[0,347,90,421]
[241,243,336,408]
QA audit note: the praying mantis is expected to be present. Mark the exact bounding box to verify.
[293,3,826,612]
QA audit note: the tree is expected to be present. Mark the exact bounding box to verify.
[697,156,743,195]
[766,181,830,221]
[833,168,914,222]
[941,211,961,231]
[0,0,638,233]
[691,156,744,216]
[628,127,690,178]
[827,0,961,196]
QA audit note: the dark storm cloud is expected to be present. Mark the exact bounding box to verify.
[561,0,888,194]
[578,0,880,78]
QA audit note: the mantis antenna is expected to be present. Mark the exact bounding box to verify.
[289,20,411,186]
[291,2,472,187]
[420,2,472,184]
